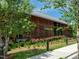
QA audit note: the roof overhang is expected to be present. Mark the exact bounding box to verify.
[31,11,67,25]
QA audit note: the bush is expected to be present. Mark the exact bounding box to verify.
[8,43,18,51]
[59,57,64,59]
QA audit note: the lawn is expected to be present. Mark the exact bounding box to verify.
[12,49,46,59]
[8,38,77,59]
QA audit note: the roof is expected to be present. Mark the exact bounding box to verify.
[31,11,67,25]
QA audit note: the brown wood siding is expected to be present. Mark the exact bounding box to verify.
[30,15,54,39]
[25,15,67,40]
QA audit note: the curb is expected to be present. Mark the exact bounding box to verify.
[65,51,78,59]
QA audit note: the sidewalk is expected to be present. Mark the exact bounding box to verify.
[28,43,77,59]
[67,53,78,59]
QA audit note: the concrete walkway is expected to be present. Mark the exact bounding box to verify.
[67,53,78,59]
[28,43,78,59]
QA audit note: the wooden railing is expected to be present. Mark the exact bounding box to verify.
[32,35,65,42]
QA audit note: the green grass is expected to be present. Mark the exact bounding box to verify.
[12,49,46,59]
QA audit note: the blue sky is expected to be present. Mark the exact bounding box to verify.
[30,0,62,19]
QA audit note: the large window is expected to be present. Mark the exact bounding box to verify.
[53,23,63,36]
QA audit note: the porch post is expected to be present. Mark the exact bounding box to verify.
[46,40,49,51]
[64,37,68,45]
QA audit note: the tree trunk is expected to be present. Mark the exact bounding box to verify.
[4,36,9,59]
[0,35,9,59]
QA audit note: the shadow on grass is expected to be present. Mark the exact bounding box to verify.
[12,49,46,59]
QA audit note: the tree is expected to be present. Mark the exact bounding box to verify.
[38,0,79,58]
[0,0,35,58]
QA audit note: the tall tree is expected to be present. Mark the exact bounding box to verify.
[0,0,35,58]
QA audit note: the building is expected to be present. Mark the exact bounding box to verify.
[23,11,68,42]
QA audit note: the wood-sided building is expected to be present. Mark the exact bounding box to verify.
[23,11,68,41]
